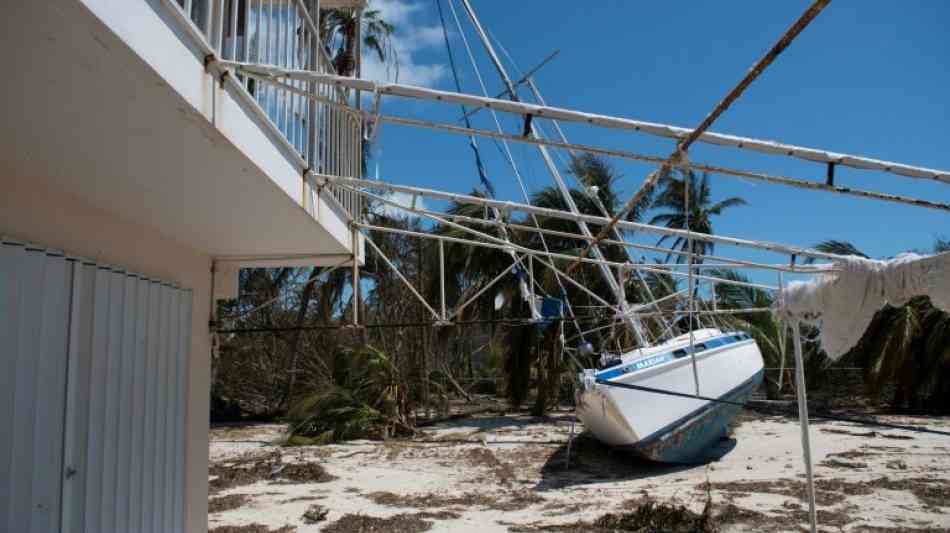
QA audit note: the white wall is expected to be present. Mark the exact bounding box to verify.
[1,172,212,533]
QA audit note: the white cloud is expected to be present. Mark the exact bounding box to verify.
[371,0,423,27]
[373,190,428,219]
[360,0,447,87]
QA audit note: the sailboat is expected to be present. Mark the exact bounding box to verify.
[434,0,766,464]
[576,327,764,463]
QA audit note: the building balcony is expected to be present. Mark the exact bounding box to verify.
[1,0,364,278]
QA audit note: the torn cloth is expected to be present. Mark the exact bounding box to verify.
[776,252,950,359]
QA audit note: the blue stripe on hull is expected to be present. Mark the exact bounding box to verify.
[596,333,752,381]
[624,369,764,464]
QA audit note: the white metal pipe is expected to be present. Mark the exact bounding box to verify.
[420,207,834,273]
[214,59,950,211]
[792,320,818,533]
[439,240,446,321]
[352,226,359,326]
[328,175,848,261]
[229,0,238,60]
[358,188,783,291]
[359,187,518,252]
[528,254,536,320]
[445,0,587,342]
[221,60,950,184]
[242,0,250,63]
[627,307,775,318]
[685,170,701,395]
[363,235,441,321]
[447,256,525,322]
[370,114,950,212]
[777,272,788,391]
[531,255,623,315]
[225,258,349,321]
[359,221,780,293]
[457,0,643,346]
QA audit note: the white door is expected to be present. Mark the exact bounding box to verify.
[0,239,192,533]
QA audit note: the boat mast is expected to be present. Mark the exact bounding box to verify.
[519,76,676,342]
[457,0,647,347]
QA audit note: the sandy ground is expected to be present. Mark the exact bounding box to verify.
[207,410,950,532]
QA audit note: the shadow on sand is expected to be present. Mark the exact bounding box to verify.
[423,413,577,434]
[535,432,737,490]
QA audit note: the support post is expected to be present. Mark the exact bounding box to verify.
[528,254,536,320]
[777,272,787,391]
[352,226,359,327]
[439,239,446,321]
[364,234,441,321]
[792,319,818,533]
[685,170,700,395]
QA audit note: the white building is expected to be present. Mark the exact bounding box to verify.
[1,1,364,531]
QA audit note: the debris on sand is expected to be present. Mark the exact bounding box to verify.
[366,488,544,512]
[710,479,846,506]
[867,476,950,508]
[464,446,516,485]
[414,510,462,520]
[819,457,869,469]
[301,503,329,524]
[592,500,716,533]
[322,513,433,533]
[819,427,914,440]
[209,525,295,533]
[714,503,769,527]
[208,415,950,532]
[508,499,716,532]
[209,494,250,513]
[208,452,335,493]
[366,490,492,508]
[274,462,336,484]
[885,459,908,470]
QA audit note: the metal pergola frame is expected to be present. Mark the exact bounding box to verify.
[210,2,950,530]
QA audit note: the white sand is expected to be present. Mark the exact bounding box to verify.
[208,411,950,532]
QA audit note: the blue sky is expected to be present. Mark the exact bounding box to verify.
[361,0,949,283]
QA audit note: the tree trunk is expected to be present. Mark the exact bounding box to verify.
[282,267,320,410]
[506,296,536,408]
[532,324,562,417]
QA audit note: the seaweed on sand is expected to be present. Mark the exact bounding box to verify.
[208,451,334,493]
[209,525,295,533]
[208,494,250,513]
[322,513,433,533]
[302,504,329,524]
[509,499,717,532]
[593,500,716,533]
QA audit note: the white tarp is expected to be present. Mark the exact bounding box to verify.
[777,252,950,359]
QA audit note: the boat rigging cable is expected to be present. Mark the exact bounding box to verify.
[440,0,588,340]
[457,0,648,346]
[434,0,493,198]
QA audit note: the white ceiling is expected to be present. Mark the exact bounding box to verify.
[0,0,351,260]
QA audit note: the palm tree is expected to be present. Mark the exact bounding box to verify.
[528,154,652,259]
[811,239,950,412]
[320,7,395,77]
[521,155,660,410]
[649,169,746,263]
[711,269,793,398]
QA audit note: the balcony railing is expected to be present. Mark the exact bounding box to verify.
[171,0,362,221]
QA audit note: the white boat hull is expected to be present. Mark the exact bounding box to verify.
[576,330,764,463]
